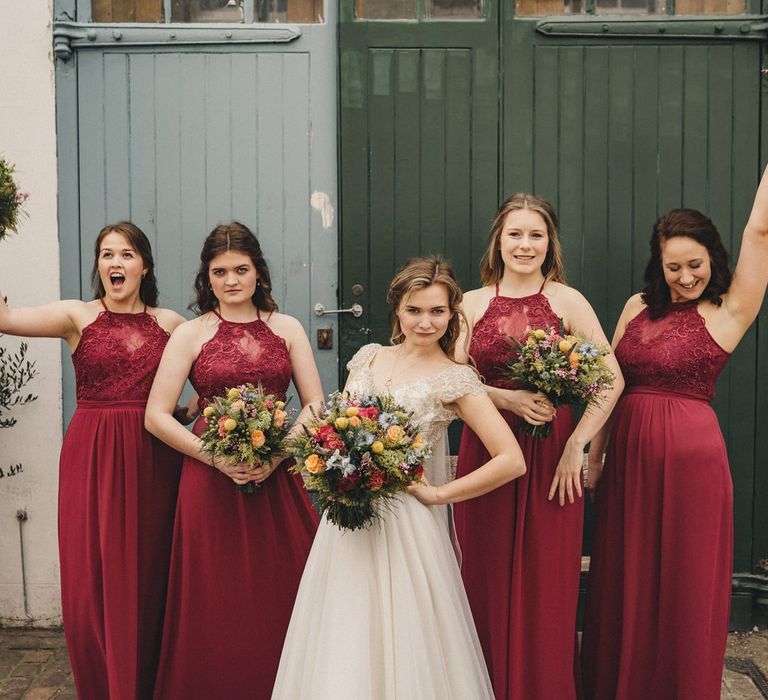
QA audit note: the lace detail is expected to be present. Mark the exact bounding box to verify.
[345,344,484,453]
[616,304,730,401]
[469,293,560,387]
[72,311,170,401]
[191,319,292,406]
[346,344,381,374]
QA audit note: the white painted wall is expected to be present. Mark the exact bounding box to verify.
[0,0,63,626]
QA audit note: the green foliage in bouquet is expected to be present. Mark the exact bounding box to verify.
[506,325,615,438]
[199,383,292,493]
[289,391,431,531]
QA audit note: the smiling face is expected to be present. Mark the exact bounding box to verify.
[208,250,259,307]
[499,208,549,276]
[660,236,712,303]
[97,231,147,303]
[396,284,452,348]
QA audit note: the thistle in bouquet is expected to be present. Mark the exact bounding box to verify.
[289,391,432,531]
[199,383,292,493]
[505,326,615,438]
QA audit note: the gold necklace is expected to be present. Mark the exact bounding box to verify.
[384,345,420,390]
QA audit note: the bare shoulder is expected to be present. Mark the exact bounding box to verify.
[170,313,216,343]
[264,311,307,346]
[72,299,105,327]
[545,282,590,307]
[150,307,187,334]
[461,286,494,323]
[621,293,646,321]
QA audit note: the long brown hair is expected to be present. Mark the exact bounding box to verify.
[387,256,467,358]
[191,222,278,315]
[91,222,159,307]
[641,208,731,319]
[479,193,566,286]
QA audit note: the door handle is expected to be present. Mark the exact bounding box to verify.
[314,302,363,318]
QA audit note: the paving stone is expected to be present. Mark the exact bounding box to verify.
[21,651,52,664]
[20,688,57,700]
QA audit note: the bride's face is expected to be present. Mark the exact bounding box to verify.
[396,284,452,347]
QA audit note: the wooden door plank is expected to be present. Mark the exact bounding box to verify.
[281,53,312,317]
[444,49,473,286]
[558,46,585,292]
[420,49,448,258]
[394,50,422,266]
[631,45,660,291]
[657,45,684,216]
[153,53,184,312]
[582,47,610,322]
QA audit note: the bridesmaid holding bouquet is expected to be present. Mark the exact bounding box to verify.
[0,222,185,699]
[145,222,322,700]
[582,167,768,700]
[454,195,623,699]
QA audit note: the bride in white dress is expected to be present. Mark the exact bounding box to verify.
[272,257,526,699]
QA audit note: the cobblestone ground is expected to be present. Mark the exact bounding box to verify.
[0,627,766,699]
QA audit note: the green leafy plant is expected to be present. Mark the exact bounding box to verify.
[0,157,29,242]
[0,158,36,429]
[0,340,37,428]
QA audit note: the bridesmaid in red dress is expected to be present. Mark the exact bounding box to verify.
[0,222,186,699]
[454,195,623,699]
[581,167,768,700]
[145,222,322,700]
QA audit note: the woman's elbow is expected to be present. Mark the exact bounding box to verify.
[144,408,161,437]
[504,452,526,481]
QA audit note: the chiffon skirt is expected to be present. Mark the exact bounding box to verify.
[58,400,181,700]
[272,494,494,699]
[581,388,733,700]
[153,416,319,700]
[455,406,583,700]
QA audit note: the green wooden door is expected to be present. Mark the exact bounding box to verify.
[340,0,767,625]
[503,9,767,619]
[338,0,500,370]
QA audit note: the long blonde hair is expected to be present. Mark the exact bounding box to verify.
[479,193,566,286]
[387,256,467,359]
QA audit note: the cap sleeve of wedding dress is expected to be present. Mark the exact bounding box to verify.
[346,343,381,374]
[439,364,485,404]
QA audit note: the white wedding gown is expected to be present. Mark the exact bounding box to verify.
[272,344,494,699]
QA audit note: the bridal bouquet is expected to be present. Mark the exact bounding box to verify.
[199,383,291,493]
[505,327,614,438]
[289,391,431,531]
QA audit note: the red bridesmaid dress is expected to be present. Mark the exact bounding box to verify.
[59,302,181,699]
[454,283,583,699]
[152,309,319,700]
[581,303,732,700]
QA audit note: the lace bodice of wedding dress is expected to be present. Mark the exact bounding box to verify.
[346,343,484,479]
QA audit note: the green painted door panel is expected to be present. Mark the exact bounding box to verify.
[503,18,764,573]
[339,6,500,374]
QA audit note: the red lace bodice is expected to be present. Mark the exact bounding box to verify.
[469,289,560,387]
[616,304,730,401]
[190,316,292,407]
[72,310,170,401]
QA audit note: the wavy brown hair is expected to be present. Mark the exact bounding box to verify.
[191,222,278,315]
[387,256,468,359]
[480,193,566,286]
[641,208,732,319]
[91,222,159,307]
